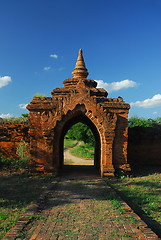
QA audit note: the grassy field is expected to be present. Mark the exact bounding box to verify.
[70,142,94,159]
[64,139,78,149]
[0,168,55,239]
[108,167,161,238]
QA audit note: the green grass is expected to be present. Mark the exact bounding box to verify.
[108,169,161,237]
[0,170,55,239]
[0,139,30,170]
[70,142,94,159]
[0,154,29,169]
[64,139,77,149]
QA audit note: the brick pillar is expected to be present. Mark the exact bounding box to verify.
[101,132,115,177]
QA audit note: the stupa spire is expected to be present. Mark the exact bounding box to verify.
[72,49,89,78]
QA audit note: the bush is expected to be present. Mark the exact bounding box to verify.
[0,155,14,168]
[16,139,30,168]
[32,93,47,99]
[0,140,30,169]
[128,115,161,128]
[0,139,30,169]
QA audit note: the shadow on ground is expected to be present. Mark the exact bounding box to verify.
[131,165,161,177]
[59,165,100,178]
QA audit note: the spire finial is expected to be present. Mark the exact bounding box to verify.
[72,49,89,78]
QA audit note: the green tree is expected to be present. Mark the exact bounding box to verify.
[128,115,161,128]
[21,113,28,118]
[65,122,95,146]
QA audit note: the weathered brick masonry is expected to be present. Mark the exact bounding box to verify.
[1,124,161,168]
[128,126,161,166]
[0,124,29,159]
[26,49,131,177]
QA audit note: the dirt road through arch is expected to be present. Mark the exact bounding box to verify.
[64,142,94,166]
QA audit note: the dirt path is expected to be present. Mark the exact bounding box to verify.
[64,142,94,166]
[21,178,159,240]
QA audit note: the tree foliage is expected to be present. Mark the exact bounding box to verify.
[65,122,95,146]
[21,113,28,118]
[128,115,161,128]
[0,114,28,125]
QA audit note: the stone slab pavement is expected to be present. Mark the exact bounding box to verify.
[13,170,159,240]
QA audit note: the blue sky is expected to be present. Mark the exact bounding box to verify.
[0,0,161,119]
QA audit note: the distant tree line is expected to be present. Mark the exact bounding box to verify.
[128,116,161,144]
[128,116,161,128]
[0,114,28,125]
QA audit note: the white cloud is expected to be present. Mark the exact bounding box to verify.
[95,79,137,93]
[50,54,58,59]
[19,104,28,109]
[0,113,13,118]
[0,76,12,88]
[58,67,65,71]
[131,94,161,108]
[44,66,51,71]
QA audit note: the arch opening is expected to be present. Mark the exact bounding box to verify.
[58,113,101,175]
[64,122,95,166]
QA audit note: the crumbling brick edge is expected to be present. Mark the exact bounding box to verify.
[105,180,160,239]
[2,178,60,240]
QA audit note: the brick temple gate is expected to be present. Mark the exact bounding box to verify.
[27,49,131,177]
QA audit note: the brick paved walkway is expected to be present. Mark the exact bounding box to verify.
[20,176,159,240]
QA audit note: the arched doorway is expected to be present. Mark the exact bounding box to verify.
[57,112,101,175]
[63,122,95,166]
[27,49,130,177]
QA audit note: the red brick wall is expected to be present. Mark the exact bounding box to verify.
[0,124,29,159]
[128,127,161,166]
[0,123,161,168]
[1,123,161,167]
